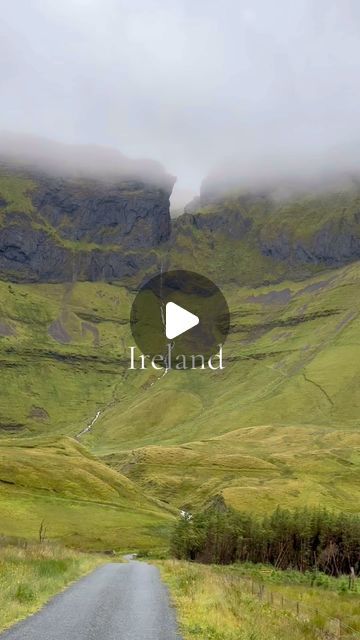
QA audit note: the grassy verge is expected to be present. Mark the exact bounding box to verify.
[0,541,105,632]
[159,560,360,640]
[223,564,360,637]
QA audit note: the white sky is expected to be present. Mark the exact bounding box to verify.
[1,0,360,204]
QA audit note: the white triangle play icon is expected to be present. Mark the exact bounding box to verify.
[165,302,199,340]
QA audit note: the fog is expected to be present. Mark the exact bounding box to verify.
[0,132,174,187]
[1,0,360,208]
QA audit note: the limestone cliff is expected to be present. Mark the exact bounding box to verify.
[0,157,174,282]
[171,177,360,284]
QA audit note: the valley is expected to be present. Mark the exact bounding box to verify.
[1,256,360,547]
[0,148,360,640]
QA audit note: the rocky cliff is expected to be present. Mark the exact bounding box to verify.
[171,177,360,284]
[2,136,360,285]
[0,157,174,282]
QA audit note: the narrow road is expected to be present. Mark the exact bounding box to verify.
[1,561,182,640]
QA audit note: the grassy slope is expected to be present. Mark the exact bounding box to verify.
[88,264,360,446]
[0,279,175,549]
[0,437,173,550]
[1,255,360,543]
[0,280,132,435]
[97,263,360,514]
[159,560,360,640]
[0,542,105,632]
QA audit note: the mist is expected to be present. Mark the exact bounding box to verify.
[0,132,174,188]
[2,0,360,207]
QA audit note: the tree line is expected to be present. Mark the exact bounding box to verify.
[171,504,360,576]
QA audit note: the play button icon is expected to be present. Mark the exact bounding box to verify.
[165,302,199,340]
[130,269,230,367]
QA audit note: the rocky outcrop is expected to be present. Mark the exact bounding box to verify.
[0,162,175,282]
[174,207,252,240]
[31,175,171,248]
[179,183,360,270]
[0,219,159,281]
[260,218,360,265]
[2,136,360,286]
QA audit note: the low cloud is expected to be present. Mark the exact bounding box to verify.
[0,132,174,188]
[1,0,360,201]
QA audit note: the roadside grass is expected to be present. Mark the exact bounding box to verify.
[159,560,318,640]
[159,560,360,639]
[227,561,360,593]
[0,541,105,632]
[222,564,360,634]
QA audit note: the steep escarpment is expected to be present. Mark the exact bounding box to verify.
[2,136,360,288]
[0,140,175,282]
[172,177,360,284]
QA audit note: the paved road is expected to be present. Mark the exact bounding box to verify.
[1,561,182,640]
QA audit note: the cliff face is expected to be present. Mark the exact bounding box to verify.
[0,165,174,282]
[259,211,360,265]
[30,175,171,247]
[171,181,360,284]
[2,147,360,286]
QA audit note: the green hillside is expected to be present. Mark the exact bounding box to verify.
[0,279,134,436]
[0,256,360,544]
[0,436,173,550]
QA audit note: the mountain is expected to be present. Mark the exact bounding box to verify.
[0,147,360,549]
[74,262,360,515]
[1,262,360,540]
[171,177,360,285]
[2,138,360,287]
[0,136,174,283]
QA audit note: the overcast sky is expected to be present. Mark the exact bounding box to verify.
[1,0,360,204]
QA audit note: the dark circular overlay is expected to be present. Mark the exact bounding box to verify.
[130,270,230,365]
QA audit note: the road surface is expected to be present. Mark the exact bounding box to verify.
[0,560,182,640]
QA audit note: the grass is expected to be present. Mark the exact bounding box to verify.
[159,560,360,639]
[0,437,174,550]
[0,175,35,216]
[225,563,360,626]
[0,540,105,631]
[0,279,131,435]
[104,425,360,514]
[159,560,320,640]
[92,262,360,450]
